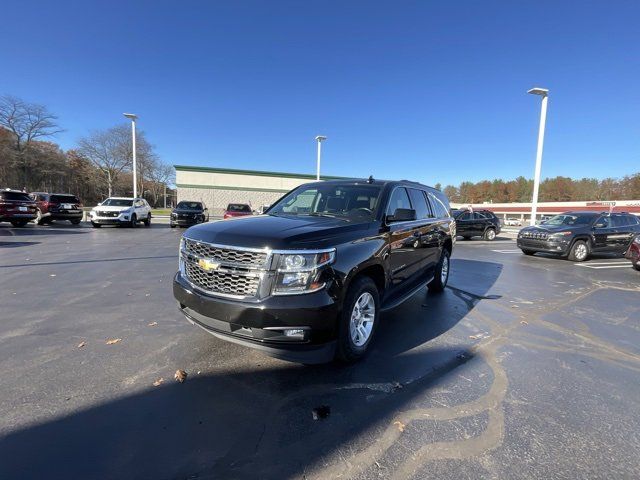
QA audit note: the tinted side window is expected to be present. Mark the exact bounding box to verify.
[386,187,412,215]
[428,192,450,218]
[595,216,611,228]
[408,189,431,219]
[459,212,473,221]
[628,215,640,225]
[474,212,488,220]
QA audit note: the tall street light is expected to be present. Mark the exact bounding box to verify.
[315,135,327,181]
[527,87,549,226]
[123,113,138,198]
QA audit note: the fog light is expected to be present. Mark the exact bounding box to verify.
[123,215,129,220]
[284,329,304,337]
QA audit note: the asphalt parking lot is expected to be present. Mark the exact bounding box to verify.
[1,223,639,480]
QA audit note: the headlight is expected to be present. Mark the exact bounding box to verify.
[549,231,572,239]
[634,236,640,245]
[273,249,335,295]
[178,237,186,275]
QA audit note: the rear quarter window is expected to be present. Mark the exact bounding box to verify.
[0,192,32,201]
[51,195,80,203]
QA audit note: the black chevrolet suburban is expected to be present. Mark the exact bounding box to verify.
[517,211,640,261]
[173,178,455,363]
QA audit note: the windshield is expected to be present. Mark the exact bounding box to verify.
[542,214,593,226]
[177,201,202,210]
[227,204,251,212]
[102,198,133,207]
[269,183,382,221]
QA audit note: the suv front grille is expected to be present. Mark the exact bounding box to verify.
[184,260,261,297]
[181,239,270,298]
[97,210,119,218]
[184,239,268,267]
[521,231,549,240]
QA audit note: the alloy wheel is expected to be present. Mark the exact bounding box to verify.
[349,292,375,347]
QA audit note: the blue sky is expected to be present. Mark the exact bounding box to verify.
[1,0,638,187]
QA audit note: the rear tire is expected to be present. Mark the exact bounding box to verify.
[633,263,640,271]
[130,214,137,228]
[335,276,380,363]
[568,240,589,262]
[484,228,496,241]
[70,218,81,225]
[143,213,151,227]
[170,223,176,228]
[521,249,535,256]
[91,222,101,228]
[10,220,28,227]
[428,249,450,293]
[462,236,472,240]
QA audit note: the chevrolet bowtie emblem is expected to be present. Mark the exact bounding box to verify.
[198,259,220,272]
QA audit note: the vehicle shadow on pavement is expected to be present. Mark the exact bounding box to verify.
[0,259,502,480]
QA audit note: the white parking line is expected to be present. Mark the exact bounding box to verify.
[576,262,631,269]
[491,249,522,253]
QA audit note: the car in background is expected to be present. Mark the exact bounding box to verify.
[89,197,152,228]
[30,192,83,225]
[170,201,209,228]
[517,211,640,262]
[453,209,501,240]
[0,189,38,227]
[625,234,640,271]
[223,203,252,219]
[504,217,523,226]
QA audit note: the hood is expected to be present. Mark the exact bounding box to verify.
[184,214,376,249]
[172,208,203,214]
[521,224,585,233]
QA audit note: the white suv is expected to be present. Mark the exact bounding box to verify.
[89,197,152,228]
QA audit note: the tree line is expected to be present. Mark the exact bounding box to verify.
[437,173,640,204]
[0,95,174,207]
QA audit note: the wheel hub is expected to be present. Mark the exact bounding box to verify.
[350,292,375,347]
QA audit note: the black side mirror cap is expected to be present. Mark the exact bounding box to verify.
[388,208,416,222]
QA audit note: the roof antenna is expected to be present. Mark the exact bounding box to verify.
[367,175,374,184]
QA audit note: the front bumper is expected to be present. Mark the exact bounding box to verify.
[517,237,571,254]
[170,217,202,226]
[90,211,132,224]
[625,244,639,265]
[45,211,83,220]
[173,272,339,363]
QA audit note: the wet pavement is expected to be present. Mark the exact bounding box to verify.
[1,223,639,479]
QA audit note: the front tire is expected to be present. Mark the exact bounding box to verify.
[484,228,496,241]
[70,218,81,225]
[336,276,380,363]
[568,240,589,262]
[428,249,450,293]
[10,220,28,227]
[521,249,535,256]
[91,222,101,228]
[143,213,151,227]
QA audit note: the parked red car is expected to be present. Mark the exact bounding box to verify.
[30,192,83,225]
[223,203,253,219]
[0,189,38,227]
[625,234,640,271]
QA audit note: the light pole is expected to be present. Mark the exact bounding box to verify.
[527,88,549,226]
[123,113,138,198]
[315,135,327,180]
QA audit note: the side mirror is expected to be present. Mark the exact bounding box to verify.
[388,208,416,223]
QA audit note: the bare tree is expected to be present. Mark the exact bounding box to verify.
[77,125,133,197]
[0,95,62,185]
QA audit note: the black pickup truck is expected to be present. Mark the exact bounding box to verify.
[173,178,455,363]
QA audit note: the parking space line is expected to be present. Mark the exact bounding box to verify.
[491,249,521,253]
[576,264,631,269]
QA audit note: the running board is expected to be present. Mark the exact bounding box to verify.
[380,275,434,312]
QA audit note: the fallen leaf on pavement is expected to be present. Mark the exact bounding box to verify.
[105,338,122,345]
[153,378,164,387]
[49,274,57,277]
[394,421,405,432]
[174,369,187,383]
[147,322,158,326]
[77,341,86,348]
[520,320,528,325]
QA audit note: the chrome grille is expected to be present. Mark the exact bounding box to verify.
[184,239,268,267]
[97,210,119,217]
[521,231,548,240]
[184,258,261,297]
